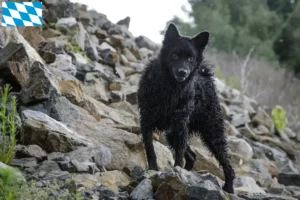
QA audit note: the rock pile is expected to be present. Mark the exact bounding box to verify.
[0,0,300,199]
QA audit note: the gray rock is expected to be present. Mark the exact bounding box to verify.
[72,52,88,68]
[251,141,287,162]
[67,146,112,169]
[98,42,116,52]
[43,0,78,23]
[24,96,84,125]
[107,24,134,40]
[0,42,30,90]
[32,160,66,180]
[239,193,297,200]
[70,160,99,174]
[15,145,47,161]
[0,27,44,66]
[109,101,138,116]
[93,62,116,81]
[278,173,300,187]
[38,49,56,64]
[184,182,226,200]
[229,112,251,127]
[97,187,117,200]
[97,45,119,66]
[110,35,126,49]
[280,160,299,174]
[80,95,138,126]
[267,187,291,197]
[20,109,91,153]
[43,170,71,181]
[84,72,109,103]
[10,158,38,168]
[68,120,147,171]
[131,165,145,180]
[56,17,78,30]
[57,160,76,172]
[139,47,154,60]
[39,161,61,172]
[286,186,300,199]
[50,54,77,76]
[110,91,124,103]
[87,10,110,29]
[130,179,153,200]
[47,152,65,161]
[228,137,253,161]
[123,48,137,62]
[129,62,146,72]
[116,16,130,29]
[234,176,266,194]
[135,35,160,51]
[151,167,227,200]
[252,108,274,129]
[247,161,273,187]
[94,28,108,39]
[20,61,61,104]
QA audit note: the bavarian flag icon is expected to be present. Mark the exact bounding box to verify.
[1,2,43,26]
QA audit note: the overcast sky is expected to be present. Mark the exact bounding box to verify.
[70,0,190,44]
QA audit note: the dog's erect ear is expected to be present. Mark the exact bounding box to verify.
[163,23,180,44]
[192,31,209,50]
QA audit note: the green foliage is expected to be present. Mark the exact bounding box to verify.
[65,43,92,63]
[0,167,24,200]
[0,167,83,200]
[49,23,59,30]
[0,85,18,164]
[271,105,288,132]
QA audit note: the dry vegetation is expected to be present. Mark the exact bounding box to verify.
[207,50,300,132]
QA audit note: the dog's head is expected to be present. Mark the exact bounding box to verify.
[160,23,209,82]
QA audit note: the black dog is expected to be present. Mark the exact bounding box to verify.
[137,23,235,193]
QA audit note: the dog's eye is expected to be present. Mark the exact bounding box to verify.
[188,57,194,62]
[172,54,178,59]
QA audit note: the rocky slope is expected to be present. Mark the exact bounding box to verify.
[0,0,300,199]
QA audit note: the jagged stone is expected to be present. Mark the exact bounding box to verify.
[20,61,61,104]
[20,109,92,153]
[0,42,30,90]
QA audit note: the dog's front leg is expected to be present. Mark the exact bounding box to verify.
[170,109,191,168]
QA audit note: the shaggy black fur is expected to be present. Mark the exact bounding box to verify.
[137,23,235,193]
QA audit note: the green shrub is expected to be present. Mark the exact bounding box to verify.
[0,84,18,164]
[0,167,24,200]
[0,167,83,200]
[271,105,288,132]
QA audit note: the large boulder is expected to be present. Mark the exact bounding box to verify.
[20,109,92,153]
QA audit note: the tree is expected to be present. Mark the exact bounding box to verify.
[162,0,284,60]
[273,2,300,76]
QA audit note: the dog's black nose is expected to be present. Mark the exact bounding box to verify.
[178,69,188,77]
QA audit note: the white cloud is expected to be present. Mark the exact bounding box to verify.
[70,0,190,43]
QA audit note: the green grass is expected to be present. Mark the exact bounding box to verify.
[0,168,83,200]
[0,84,18,165]
[65,43,92,63]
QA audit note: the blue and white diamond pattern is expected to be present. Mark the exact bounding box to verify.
[1,2,43,27]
